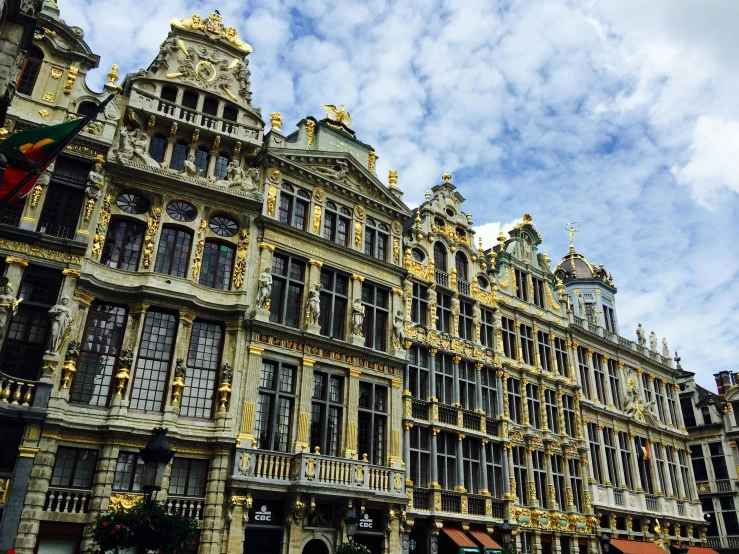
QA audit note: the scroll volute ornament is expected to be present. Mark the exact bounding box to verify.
[115,348,134,396]
[218,363,233,411]
[60,340,81,389]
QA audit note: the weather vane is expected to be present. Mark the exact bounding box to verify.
[565,222,581,250]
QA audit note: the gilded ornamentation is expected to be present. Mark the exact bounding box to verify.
[42,91,54,103]
[232,229,249,289]
[393,237,400,264]
[141,207,162,269]
[170,13,252,53]
[171,358,187,404]
[191,219,207,279]
[115,348,134,397]
[106,64,119,87]
[91,195,112,260]
[218,363,233,411]
[368,150,376,172]
[322,104,353,127]
[498,266,510,288]
[312,205,321,234]
[38,110,49,118]
[63,66,79,94]
[354,221,362,249]
[270,112,283,131]
[388,169,398,187]
[266,185,277,217]
[109,493,143,510]
[305,119,315,147]
[50,68,63,79]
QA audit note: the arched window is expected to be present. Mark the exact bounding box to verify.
[455,251,469,282]
[433,242,448,272]
[194,146,209,177]
[213,152,230,181]
[198,240,235,290]
[202,97,218,115]
[154,225,193,278]
[181,90,198,122]
[101,217,146,271]
[16,46,43,96]
[76,101,98,117]
[322,201,351,246]
[278,183,309,230]
[169,141,188,171]
[148,134,167,163]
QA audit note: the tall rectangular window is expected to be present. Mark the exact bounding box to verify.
[411,283,428,326]
[527,383,541,428]
[654,443,667,493]
[169,458,208,497]
[407,346,430,401]
[515,269,528,301]
[603,305,616,332]
[592,354,607,403]
[666,385,678,427]
[619,432,634,490]
[70,302,127,406]
[720,497,739,535]
[588,423,603,484]
[520,324,534,365]
[577,346,591,398]
[635,436,653,493]
[101,219,146,271]
[654,381,666,423]
[362,283,389,351]
[569,458,583,511]
[0,196,24,227]
[642,373,654,405]
[508,378,523,424]
[255,360,296,452]
[709,442,729,479]
[480,367,498,416]
[458,300,473,340]
[435,354,454,405]
[37,156,88,239]
[607,359,621,409]
[553,337,568,376]
[532,277,545,309]
[50,447,98,488]
[512,446,528,504]
[602,428,617,485]
[532,450,547,505]
[310,371,343,457]
[409,426,430,488]
[318,269,348,340]
[480,308,494,347]
[181,321,223,418]
[462,438,482,494]
[436,292,451,333]
[129,310,177,412]
[459,361,476,411]
[270,252,305,328]
[437,432,457,490]
[113,452,144,492]
[485,442,505,498]
[678,450,693,498]
[199,241,235,290]
[154,226,192,278]
[551,454,566,509]
[537,331,551,371]
[666,446,678,497]
[0,268,62,380]
[501,317,516,358]
[357,382,387,465]
[545,389,559,434]
[680,397,697,427]
[562,394,575,437]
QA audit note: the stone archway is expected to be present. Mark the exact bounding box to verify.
[302,538,330,554]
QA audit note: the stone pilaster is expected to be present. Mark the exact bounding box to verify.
[80,444,120,553]
[455,434,465,492]
[526,446,537,507]
[164,310,195,420]
[474,363,483,413]
[224,494,251,554]
[198,450,229,554]
[295,357,316,453]
[237,345,263,447]
[344,368,361,458]
[480,439,490,495]
[109,302,149,414]
[429,428,440,489]
[428,349,438,400]
[452,355,461,407]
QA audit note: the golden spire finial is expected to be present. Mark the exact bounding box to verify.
[106,64,119,88]
[497,226,507,249]
[270,112,283,132]
[442,171,452,182]
[415,207,422,227]
[425,191,430,202]
[388,169,398,187]
[466,212,472,224]
[565,221,581,252]
[478,236,484,254]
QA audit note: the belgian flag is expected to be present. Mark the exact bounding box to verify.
[638,444,650,461]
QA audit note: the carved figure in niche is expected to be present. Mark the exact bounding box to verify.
[393,310,405,347]
[85,162,105,202]
[117,127,160,167]
[119,348,134,370]
[426,283,437,310]
[46,295,72,354]
[221,363,233,384]
[182,153,200,178]
[662,337,670,358]
[216,160,259,191]
[151,31,178,71]
[306,282,323,324]
[636,323,646,347]
[0,283,22,339]
[314,160,349,183]
[402,275,413,314]
[65,339,81,361]
[577,294,585,317]
[352,298,365,336]
[451,295,460,318]
[174,357,187,379]
[36,161,55,188]
[472,302,482,328]
[256,267,272,309]
[649,331,657,352]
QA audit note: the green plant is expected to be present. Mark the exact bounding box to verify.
[335,542,373,554]
[92,499,200,554]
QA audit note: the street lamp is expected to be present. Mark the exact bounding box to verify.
[501,520,513,551]
[140,428,174,503]
[599,532,611,554]
[344,506,359,542]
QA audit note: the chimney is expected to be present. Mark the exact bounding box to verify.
[714,371,732,395]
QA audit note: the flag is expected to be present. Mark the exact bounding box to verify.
[639,445,650,461]
[0,118,86,202]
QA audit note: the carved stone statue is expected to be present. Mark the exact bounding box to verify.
[46,295,72,354]
[116,127,160,167]
[151,31,178,71]
[402,275,413,315]
[174,357,187,379]
[256,267,272,309]
[649,331,657,351]
[426,283,437,309]
[65,339,81,362]
[577,294,585,317]
[0,283,21,339]
[182,153,201,178]
[216,160,259,191]
[306,282,323,324]
[623,382,658,424]
[314,160,349,182]
[85,162,105,202]
[662,337,670,358]
[36,161,55,188]
[119,348,134,370]
[351,298,365,336]
[636,323,646,347]
[221,363,233,384]
[472,302,482,328]
[393,310,405,347]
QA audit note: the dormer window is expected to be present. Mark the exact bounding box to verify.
[148,135,167,163]
[181,91,198,121]
[477,276,488,290]
[169,141,188,171]
[222,106,238,133]
[77,101,98,117]
[159,86,177,115]
[194,146,210,177]
[213,152,230,181]
[445,208,455,218]
[456,228,465,238]
[16,46,43,96]
[202,96,218,129]
[323,201,350,246]
[364,219,389,262]
[411,248,425,262]
[434,217,444,229]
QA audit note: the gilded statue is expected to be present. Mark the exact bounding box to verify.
[322,104,353,127]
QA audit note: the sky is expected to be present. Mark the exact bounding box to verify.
[59,0,739,390]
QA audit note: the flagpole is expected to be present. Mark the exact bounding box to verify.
[0,86,122,211]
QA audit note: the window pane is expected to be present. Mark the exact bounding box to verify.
[181,322,223,418]
[130,311,177,411]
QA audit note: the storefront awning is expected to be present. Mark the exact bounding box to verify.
[442,527,481,553]
[676,546,720,554]
[468,529,503,553]
[611,539,674,554]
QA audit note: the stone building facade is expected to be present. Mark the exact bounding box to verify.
[0,4,711,554]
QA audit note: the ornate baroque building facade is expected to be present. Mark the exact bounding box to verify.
[0,4,710,554]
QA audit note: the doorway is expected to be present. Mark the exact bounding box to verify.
[303,539,330,554]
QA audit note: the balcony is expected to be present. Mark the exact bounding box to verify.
[613,489,624,506]
[408,487,504,519]
[707,536,739,550]
[408,399,498,437]
[457,280,471,296]
[716,479,732,492]
[435,270,449,288]
[0,370,52,414]
[644,493,658,512]
[696,479,732,494]
[130,88,262,145]
[43,487,91,513]
[233,449,406,500]
[167,496,205,520]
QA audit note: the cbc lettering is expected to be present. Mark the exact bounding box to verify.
[359,514,373,529]
[254,505,272,522]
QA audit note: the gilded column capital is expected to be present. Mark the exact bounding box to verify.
[129,303,150,316]
[307,259,324,267]
[62,268,82,277]
[351,274,365,282]
[5,256,28,267]
[225,320,243,332]
[179,310,196,325]
[452,355,462,364]
[73,290,95,307]
[258,242,275,252]
[349,368,362,377]
[429,348,438,357]
[247,345,264,355]
[302,357,317,367]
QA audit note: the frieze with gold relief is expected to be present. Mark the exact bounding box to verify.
[404,324,497,366]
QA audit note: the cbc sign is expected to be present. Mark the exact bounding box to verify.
[254,505,272,522]
[359,513,373,530]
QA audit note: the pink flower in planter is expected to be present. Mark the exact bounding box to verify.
[102,522,108,527]
[115,524,120,530]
